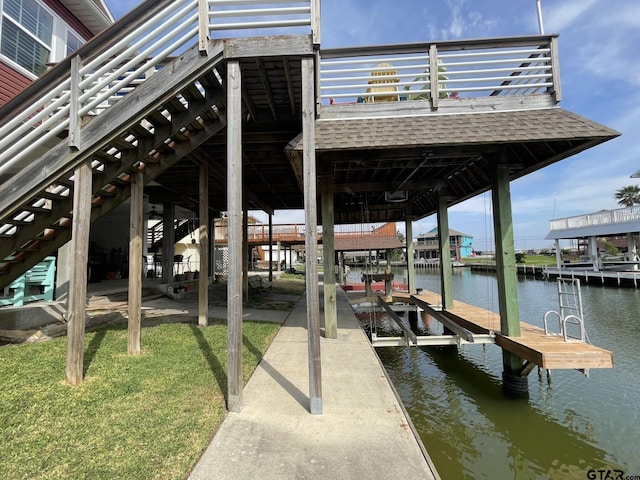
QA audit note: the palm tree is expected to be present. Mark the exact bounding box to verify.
[615,185,640,207]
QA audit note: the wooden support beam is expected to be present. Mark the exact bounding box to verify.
[405,214,415,294]
[227,60,244,413]
[161,203,176,283]
[199,161,209,327]
[302,56,322,414]
[437,195,453,309]
[268,214,273,282]
[243,193,249,300]
[65,161,92,386]
[128,171,144,355]
[321,181,337,339]
[491,158,524,382]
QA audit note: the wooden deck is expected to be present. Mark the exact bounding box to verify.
[392,290,614,371]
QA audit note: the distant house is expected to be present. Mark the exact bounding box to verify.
[0,0,113,106]
[414,227,473,260]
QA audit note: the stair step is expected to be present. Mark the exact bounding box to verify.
[5,219,32,226]
[38,191,69,201]
[23,206,52,214]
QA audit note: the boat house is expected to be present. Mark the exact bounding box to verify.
[0,0,620,408]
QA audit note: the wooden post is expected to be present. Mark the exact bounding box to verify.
[311,0,321,45]
[268,214,273,282]
[199,161,209,327]
[302,55,322,414]
[437,195,453,309]
[339,252,345,284]
[321,181,337,339]
[429,44,439,110]
[68,55,81,150]
[549,36,562,103]
[242,193,249,300]
[554,239,562,270]
[161,203,175,283]
[56,242,72,301]
[491,160,526,394]
[128,171,144,355]
[227,60,244,412]
[405,214,415,293]
[275,241,280,271]
[65,160,92,386]
[198,0,209,54]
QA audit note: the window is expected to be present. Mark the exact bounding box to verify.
[1,0,53,75]
[66,29,81,56]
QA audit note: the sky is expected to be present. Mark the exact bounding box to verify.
[105,0,640,250]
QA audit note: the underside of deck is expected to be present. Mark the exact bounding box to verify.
[392,290,614,371]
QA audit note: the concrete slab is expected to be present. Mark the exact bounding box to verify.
[188,288,439,480]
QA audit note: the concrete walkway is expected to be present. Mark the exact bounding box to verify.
[188,287,439,480]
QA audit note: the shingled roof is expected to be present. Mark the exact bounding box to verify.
[285,107,619,225]
[290,108,618,151]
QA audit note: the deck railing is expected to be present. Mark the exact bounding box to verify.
[0,0,317,177]
[213,222,398,243]
[549,206,640,231]
[319,35,561,108]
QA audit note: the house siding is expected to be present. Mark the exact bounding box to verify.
[0,62,31,106]
[0,0,96,106]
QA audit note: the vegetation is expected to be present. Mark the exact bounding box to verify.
[388,230,405,261]
[0,315,283,479]
[463,255,555,266]
[615,185,640,207]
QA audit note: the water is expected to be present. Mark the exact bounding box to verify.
[352,268,640,479]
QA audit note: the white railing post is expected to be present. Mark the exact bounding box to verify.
[198,0,209,55]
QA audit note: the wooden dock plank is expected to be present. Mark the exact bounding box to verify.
[392,290,613,370]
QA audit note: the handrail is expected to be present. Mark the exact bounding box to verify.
[0,0,316,177]
[319,35,560,106]
[549,205,640,231]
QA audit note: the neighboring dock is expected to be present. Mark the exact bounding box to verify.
[188,287,439,480]
[391,290,614,371]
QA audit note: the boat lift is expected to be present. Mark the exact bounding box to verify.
[370,295,496,348]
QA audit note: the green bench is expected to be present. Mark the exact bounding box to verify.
[1,257,56,307]
[248,275,273,293]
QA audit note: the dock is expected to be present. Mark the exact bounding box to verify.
[390,290,614,371]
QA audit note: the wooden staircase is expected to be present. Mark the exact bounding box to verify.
[0,42,228,290]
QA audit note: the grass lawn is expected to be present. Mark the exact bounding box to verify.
[0,319,280,479]
[463,255,555,266]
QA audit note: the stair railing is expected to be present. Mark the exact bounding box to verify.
[0,0,317,178]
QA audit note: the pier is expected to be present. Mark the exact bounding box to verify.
[387,289,613,372]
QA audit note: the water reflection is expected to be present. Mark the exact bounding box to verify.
[362,267,639,478]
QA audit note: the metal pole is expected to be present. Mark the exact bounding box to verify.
[536,0,545,34]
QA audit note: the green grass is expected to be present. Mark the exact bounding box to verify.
[463,255,555,266]
[0,320,280,480]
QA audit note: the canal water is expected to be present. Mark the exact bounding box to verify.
[351,267,640,479]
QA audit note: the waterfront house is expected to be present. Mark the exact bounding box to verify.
[414,227,473,261]
[0,0,620,401]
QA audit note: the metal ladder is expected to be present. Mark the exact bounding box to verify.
[543,278,587,342]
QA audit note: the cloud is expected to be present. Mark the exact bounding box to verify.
[544,0,599,33]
